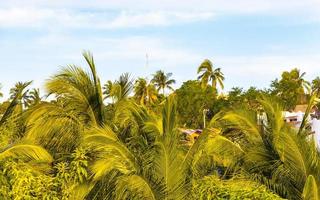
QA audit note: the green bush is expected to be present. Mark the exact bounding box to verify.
[192,176,285,200]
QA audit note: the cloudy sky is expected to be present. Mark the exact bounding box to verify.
[1,0,320,97]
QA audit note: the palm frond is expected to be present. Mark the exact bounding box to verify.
[115,175,158,200]
[302,175,318,200]
[0,143,53,163]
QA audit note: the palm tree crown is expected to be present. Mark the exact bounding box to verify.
[103,73,133,103]
[151,70,175,95]
[197,59,224,92]
[134,78,158,105]
[45,51,105,127]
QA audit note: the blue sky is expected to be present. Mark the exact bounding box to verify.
[0,0,320,97]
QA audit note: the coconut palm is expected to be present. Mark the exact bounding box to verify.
[25,51,105,153]
[25,88,42,108]
[9,81,33,108]
[0,81,32,128]
[44,51,105,126]
[85,96,215,199]
[103,80,115,100]
[220,95,320,199]
[292,68,310,94]
[134,78,158,105]
[103,73,133,103]
[151,70,176,95]
[85,94,247,200]
[197,59,224,92]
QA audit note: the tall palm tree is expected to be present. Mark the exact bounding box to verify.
[197,59,224,92]
[26,51,105,153]
[151,70,175,95]
[134,78,158,105]
[45,51,105,127]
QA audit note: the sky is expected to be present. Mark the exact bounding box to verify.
[1,0,320,98]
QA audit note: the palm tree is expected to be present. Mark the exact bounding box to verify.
[25,51,105,153]
[0,81,32,128]
[85,95,254,199]
[45,51,105,127]
[85,96,208,199]
[219,95,320,199]
[103,80,115,101]
[25,88,42,108]
[292,68,310,94]
[103,73,133,103]
[134,78,158,105]
[197,59,224,92]
[9,81,33,109]
[151,70,175,96]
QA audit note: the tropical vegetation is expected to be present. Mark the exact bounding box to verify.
[1,51,320,199]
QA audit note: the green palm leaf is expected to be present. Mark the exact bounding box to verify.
[303,175,319,200]
[0,144,53,163]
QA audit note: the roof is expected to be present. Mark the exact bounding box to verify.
[294,104,309,113]
[180,129,202,135]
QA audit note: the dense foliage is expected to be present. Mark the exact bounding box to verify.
[176,80,216,128]
[0,52,320,199]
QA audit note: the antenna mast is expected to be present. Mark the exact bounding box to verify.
[146,53,149,68]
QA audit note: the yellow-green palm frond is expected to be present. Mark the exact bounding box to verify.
[206,135,244,166]
[115,175,160,200]
[26,102,84,153]
[257,96,285,137]
[161,95,177,137]
[114,100,156,136]
[0,143,53,163]
[68,183,95,200]
[223,109,260,140]
[303,175,319,200]
[84,126,137,180]
[46,65,99,126]
[299,93,320,135]
[46,51,105,126]
[151,96,190,200]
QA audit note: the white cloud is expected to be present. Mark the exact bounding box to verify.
[2,0,320,14]
[0,7,214,29]
[1,0,320,29]
[108,11,214,28]
[0,7,54,27]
